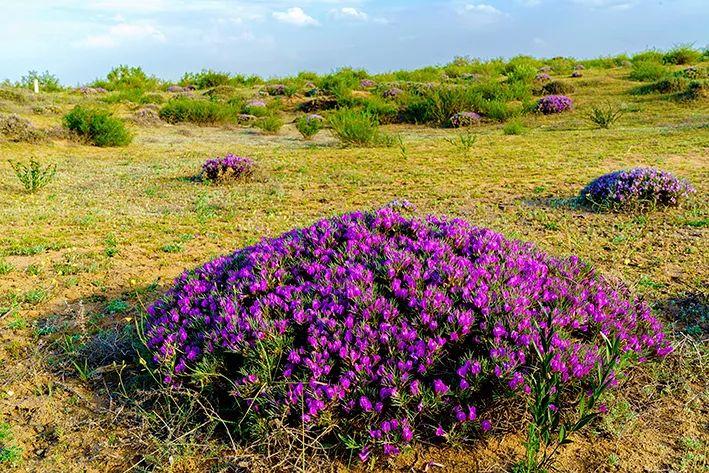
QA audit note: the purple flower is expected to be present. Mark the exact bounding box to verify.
[450,111,481,128]
[382,87,403,99]
[146,207,671,460]
[433,379,449,396]
[246,99,266,108]
[581,167,694,210]
[201,154,255,182]
[536,95,573,114]
[535,73,551,82]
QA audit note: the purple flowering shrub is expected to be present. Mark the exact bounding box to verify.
[581,167,694,210]
[201,154,255,182]
[360,79,376,88]
[450,112,481,128]
[382,87,404,99]
[145,208,670,460]
[535,73,551,82]
[536,95,573,114]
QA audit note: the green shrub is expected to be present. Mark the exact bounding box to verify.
[580,55,630,69]
[479,99,512,122]
[63,106,132,147]
[539,80,575,95]
[92,65,160,91]
[629,61,668,82]
[631,50,664,64]
[295,114,323,139]
[544,57,576,75]
[345,95,400,124]
[678,80,708,101]
[158,99,238,125]
[255,115,283,134]
[185,70,231,88]
[180,70,262,89]
[503,119,526,135]
[633,77,689,95]
[19,70,62,92]
[328,108,392,147]
[586,102,624,128]
[505,63,537,84]
[9,159,56,193]
[662,45,702,65]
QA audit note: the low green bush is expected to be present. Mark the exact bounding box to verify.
[255,115,283,134]
[158,99,239,125]
[63,106,132,147]
[633,77,689,95]
[92,65,161,91]
[586,103,624,129]
[539,80,575,95]
[662,45,702,65]
[328,108,392,147]
[9,159,56,193]
[629,61,669,82]
[295,114,323,139]
[503,119,526,135]
[678,80,708,101]
[631,50,664,64]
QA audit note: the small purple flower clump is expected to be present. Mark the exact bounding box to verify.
[146,208,670,459]
[535,73,551,82]
[246,99,267,108]
[360,79,376,88]
[581,167,694,210]
[450,111,482,128]
[382,87,404,99]
[201,154,255,182]
[536,95,573,114]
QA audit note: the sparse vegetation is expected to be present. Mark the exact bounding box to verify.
[328,108,392,146]
[9,158,56,193]
[586,102,624,128]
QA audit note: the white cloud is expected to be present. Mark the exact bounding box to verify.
[78,22,166,48]
[571,0,637,10]
[331,7,368,21]
[273,7,319,26]
[463,3,503,15]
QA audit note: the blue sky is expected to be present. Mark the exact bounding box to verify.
[1,0,706,84]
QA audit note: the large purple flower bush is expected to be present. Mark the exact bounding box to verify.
[145,207,670,459]
[581,167,694,210]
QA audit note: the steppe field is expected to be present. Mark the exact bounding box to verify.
[0,48,707,472]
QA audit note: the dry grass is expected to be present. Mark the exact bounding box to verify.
[0,65,707,472]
